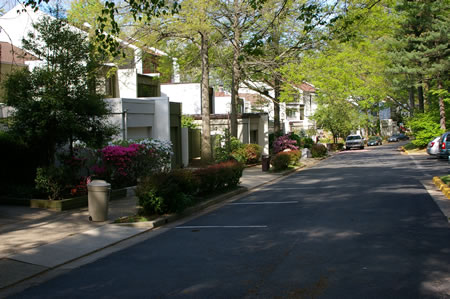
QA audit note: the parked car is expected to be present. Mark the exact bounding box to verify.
[438,132,450,159]
[367,136,382,146]
[388,133,409,142]
[345,134,364,150]
[426,136,441,156]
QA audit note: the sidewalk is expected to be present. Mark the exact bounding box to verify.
[0,159,320,291]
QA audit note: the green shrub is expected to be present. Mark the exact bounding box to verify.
[181,115,198,129]
[407,112,444,148]
[301,137,315,149]
[231,143,262,164]
[136,162,244,215]
[271,152,291,171]
[243,143,262,164]
[311,144,328,158]
[136,169,196,215]
[35,166,66,200]
[287,150,302,165]
[230,147,248,164]
[214,130,244,162]
[194,160,244,194]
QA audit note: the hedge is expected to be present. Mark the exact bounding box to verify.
[137,161,244,215]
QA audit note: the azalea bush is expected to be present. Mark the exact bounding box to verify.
[273,134,299,154]
[231,143,262,164]
[93,138,173,188]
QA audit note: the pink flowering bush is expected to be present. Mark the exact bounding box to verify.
[272,134,299,154]
[92,139,173,188]
[93,144,142,187]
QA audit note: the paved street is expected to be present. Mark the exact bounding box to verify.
[9,143,450,298]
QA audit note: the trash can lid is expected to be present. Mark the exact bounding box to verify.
[88,180,111,191]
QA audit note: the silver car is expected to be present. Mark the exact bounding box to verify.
[427,136,440,156]
[345,135,364,150]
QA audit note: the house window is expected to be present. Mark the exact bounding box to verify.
[250,130,258,144]
[286,107,297,119]
[105,75,116,97]
[138,83,158,97]
[300,105,305,120]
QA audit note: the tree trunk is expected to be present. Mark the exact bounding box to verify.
[230,0,240,138]
[200,32,212,163]
[273,75,281,134]
[418,82,424,113]
[409,86,415,116]
[365,109,369,139]
[438,79,446,131]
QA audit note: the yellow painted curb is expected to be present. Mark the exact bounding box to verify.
[444,187,450,199]
[433,177,450,199]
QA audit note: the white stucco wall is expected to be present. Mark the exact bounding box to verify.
[152,97,171,141]
[161,83,201,115]
[214,96,232,114]
[117,69,137,98]
[105,97,173,141]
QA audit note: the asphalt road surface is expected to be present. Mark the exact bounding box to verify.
[10,143,450,298]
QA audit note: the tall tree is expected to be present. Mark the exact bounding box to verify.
[131,0,217,163]
[210,0,258,137]
[282,2,394,138]
[241,0,338,134]
[389,0,449,130]
[2,17,115,166]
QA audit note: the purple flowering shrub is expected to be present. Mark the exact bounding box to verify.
[94,144,142,187]
[272,134,299,154]
[92,139,173,188]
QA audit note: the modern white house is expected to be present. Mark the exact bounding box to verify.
[0,5,186,166]
[0,4,179,100]
[214,82,318,135]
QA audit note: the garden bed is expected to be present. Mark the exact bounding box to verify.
[0,188,130,211]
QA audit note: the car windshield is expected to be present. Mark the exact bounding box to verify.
[390,135,399,138]
[369,137,378,141]
[347,136,361,140]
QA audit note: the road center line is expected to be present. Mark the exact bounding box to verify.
[228,201,298,205]
[175,225,268,229]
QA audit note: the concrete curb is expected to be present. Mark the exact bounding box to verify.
[112,163,315,229]
[433,177,450,199]
[113,187,249,229]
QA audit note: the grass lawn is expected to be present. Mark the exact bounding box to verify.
[403,142,426,153]
[441,175,450,185]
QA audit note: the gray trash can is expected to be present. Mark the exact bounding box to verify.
[87,180,111,222]
[262,155,271,171]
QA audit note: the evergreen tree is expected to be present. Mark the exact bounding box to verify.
[2,17,116,166]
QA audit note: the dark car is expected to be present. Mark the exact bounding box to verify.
[438,132,450,159]
[367,136,382,146]
[388,133,409,142]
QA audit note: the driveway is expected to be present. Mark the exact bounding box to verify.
[9,143,450,298]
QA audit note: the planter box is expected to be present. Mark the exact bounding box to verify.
[0,188,128,211]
